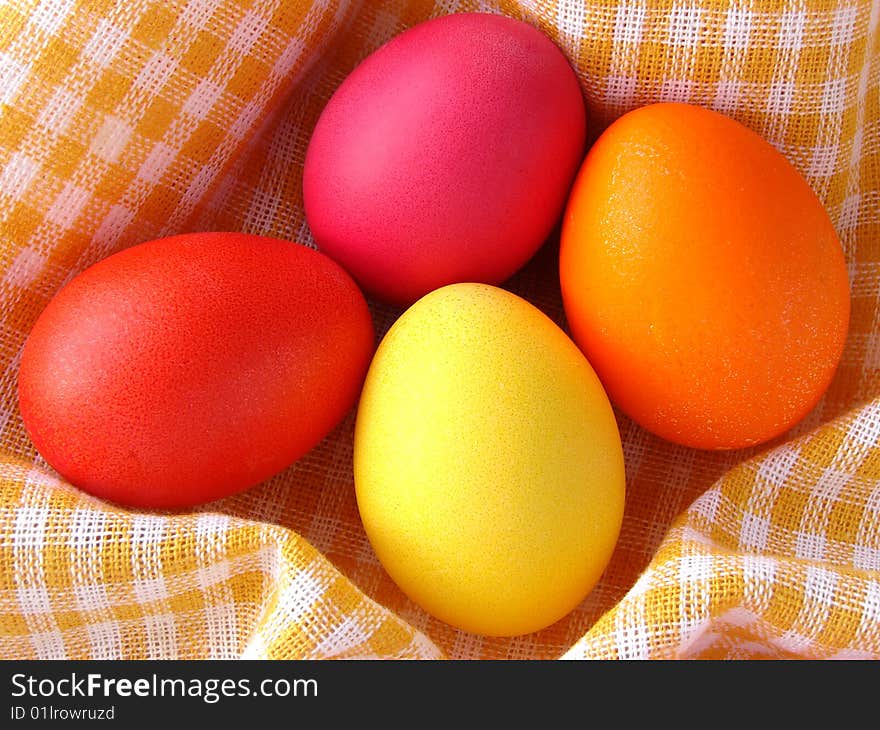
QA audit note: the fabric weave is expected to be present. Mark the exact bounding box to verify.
[0,0,878,659]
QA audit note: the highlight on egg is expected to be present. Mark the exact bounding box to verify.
[353,283,625,637]
[303,12,587,306]
[18,232,375,509]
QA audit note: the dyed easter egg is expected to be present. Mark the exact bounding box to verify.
[560,102,850,450]
[354,283,625,636]
[304,12,586,306]
[18,232,375,509]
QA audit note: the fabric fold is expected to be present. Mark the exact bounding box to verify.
[1,0,878,659]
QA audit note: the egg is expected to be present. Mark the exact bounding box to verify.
[560,102,851,450]
[354,283,625,636]
[18,232,375,509]
[303,12,586,306]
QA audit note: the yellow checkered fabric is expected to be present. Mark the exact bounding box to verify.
[0,0,877,659]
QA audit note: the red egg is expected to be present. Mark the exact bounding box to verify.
[303,12,586,306]
[18,232,375,509]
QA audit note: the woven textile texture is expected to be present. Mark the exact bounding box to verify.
[0,0,878,660]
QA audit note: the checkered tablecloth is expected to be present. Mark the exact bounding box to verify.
[1,0,878,659]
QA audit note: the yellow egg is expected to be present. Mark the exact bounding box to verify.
[354,283,625,637]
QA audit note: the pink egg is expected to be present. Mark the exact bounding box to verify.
[303,12,586,306]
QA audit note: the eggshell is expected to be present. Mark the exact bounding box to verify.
[18,232,375,509]
[303,12,586,306]
[354,283,625,636]
[560,102,851,450]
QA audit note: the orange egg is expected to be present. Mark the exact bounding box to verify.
[560,102,850,450]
